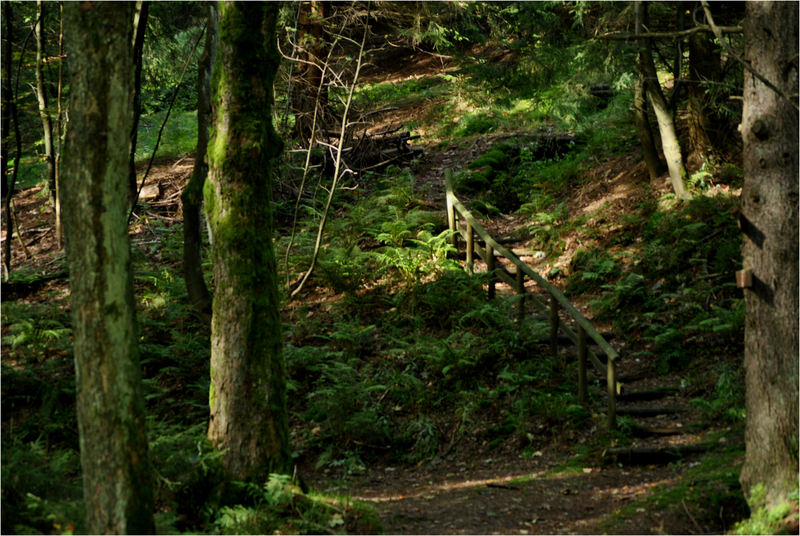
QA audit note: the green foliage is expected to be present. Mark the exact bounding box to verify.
[212,474,382,534]
[732,485,798,535]
[134,110,199,161]
[354,76,448,110]
[1,437,84,534]
[585,193,743,372]
[566,248,620,294]
[141,4,205,113]
[690,362,745,424]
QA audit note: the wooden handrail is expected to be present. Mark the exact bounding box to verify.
[445,170,619,429]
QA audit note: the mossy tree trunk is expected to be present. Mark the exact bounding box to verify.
[62,3,154,533]
[205,1,290,480]
[739,0,799,512]
[182,2,217,315]
[635,1,689,199]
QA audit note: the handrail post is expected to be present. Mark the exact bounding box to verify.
[515,269,525,323]
[578,325,587,404]
[607,357,617,430]
[466,223,474,275]
[549,295,559,360]
[446,193,457,251]
[486,243,496,299]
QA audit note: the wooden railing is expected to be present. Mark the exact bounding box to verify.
[445,170,620,429]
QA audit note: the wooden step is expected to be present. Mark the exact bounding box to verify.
[617,406,685,417]
[603,443,716,465]
[617,387,679,402]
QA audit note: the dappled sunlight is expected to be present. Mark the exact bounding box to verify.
[352,470,547,502]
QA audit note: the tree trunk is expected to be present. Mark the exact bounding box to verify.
[686,29,722,164]
[1,1,12,201]
[634,8,665,182]
[636,1,689,199]
[739,0,799,512]
[206,2,290,480]
[128,0,149,210]
[35,1,56,206]
[182,2,217,315]
[62,3,154,533]
[3,2,23,279]
[54,0,65,249]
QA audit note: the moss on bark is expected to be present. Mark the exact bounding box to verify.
[205,2,289,481]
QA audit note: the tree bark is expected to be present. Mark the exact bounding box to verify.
[62,3,154,533]
[181,2,217,315]
[686,29,722,163]
[636,1,689,199]
[634,6,666,182]
[206,2,290,480]
[34,0,56,206]
[739,0,799,512]
[1,1,12,201]
[128,0,149,210]
[3,3,23,279]
[54,0,65,249]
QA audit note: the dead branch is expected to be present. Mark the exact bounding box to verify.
[701,1,798,111]
[291,4,371,298]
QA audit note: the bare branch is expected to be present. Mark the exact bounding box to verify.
[291,3,371,298]
[701,0,798,111]
[599,23,742,41]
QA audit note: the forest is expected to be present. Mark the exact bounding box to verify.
[1,1,797,534]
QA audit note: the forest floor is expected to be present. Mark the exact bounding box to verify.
[1,44,753,535]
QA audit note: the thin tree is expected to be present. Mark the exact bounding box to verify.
[635,1,689,199]
[738,0,798,512]
[34,1,56,207]
[181,2,217,315]
[205,1,290,480]
[54,0,65,248]
[62,2,154,532]
[633,32,665,181]
[128,0,149,210]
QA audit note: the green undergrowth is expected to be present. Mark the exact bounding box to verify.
[280,165,601,473]
[135,109,199,162]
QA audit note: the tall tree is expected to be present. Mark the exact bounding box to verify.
[633,8,666,183]
[205,1,290,480]
[182,2,217,315]
[62,2,154,532]
[128,0,149,210]
[635,1,689,199]
[686,28,722,163]
[34,0,55,206]
[739,0,799,512]
[1,1,13,201]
